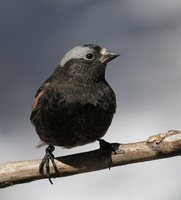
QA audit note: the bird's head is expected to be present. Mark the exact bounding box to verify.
[59,44,119,67]
[58,44,120,84]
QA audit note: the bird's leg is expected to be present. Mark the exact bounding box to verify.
[98,139,121,169]
[39,145,59,184]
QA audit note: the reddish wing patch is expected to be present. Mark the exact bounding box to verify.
[30,84,49,121]
[32,90,45,111]
[31,83,50,112]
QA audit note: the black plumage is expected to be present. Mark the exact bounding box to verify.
[30,44,119,182]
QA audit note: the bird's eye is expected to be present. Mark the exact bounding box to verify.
[85,53,94,60]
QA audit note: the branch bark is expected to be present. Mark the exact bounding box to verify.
[1,130,181,188]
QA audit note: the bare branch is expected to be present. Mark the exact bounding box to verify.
[0,130,181,188]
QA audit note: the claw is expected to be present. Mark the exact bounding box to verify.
[98,139,121,169]
[39,145,60,184]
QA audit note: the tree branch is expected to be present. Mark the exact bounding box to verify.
[1,130,181,188]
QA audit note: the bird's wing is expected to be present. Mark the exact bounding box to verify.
[30,83,50,121]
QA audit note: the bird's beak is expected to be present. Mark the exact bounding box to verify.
[99,48,120,64]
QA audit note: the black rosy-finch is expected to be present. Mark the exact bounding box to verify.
[30,44,120,183]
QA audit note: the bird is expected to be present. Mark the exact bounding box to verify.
[30,44,120,183]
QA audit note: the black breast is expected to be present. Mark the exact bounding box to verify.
[31,83,116,148]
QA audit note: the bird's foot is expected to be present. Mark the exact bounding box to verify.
[98,139,122,169]
[39,145,60,184]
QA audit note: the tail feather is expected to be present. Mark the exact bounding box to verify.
[36,141,46,148]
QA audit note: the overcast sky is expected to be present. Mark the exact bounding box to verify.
[1,1,181,199]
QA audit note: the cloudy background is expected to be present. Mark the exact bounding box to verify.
[1,0,181,199]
